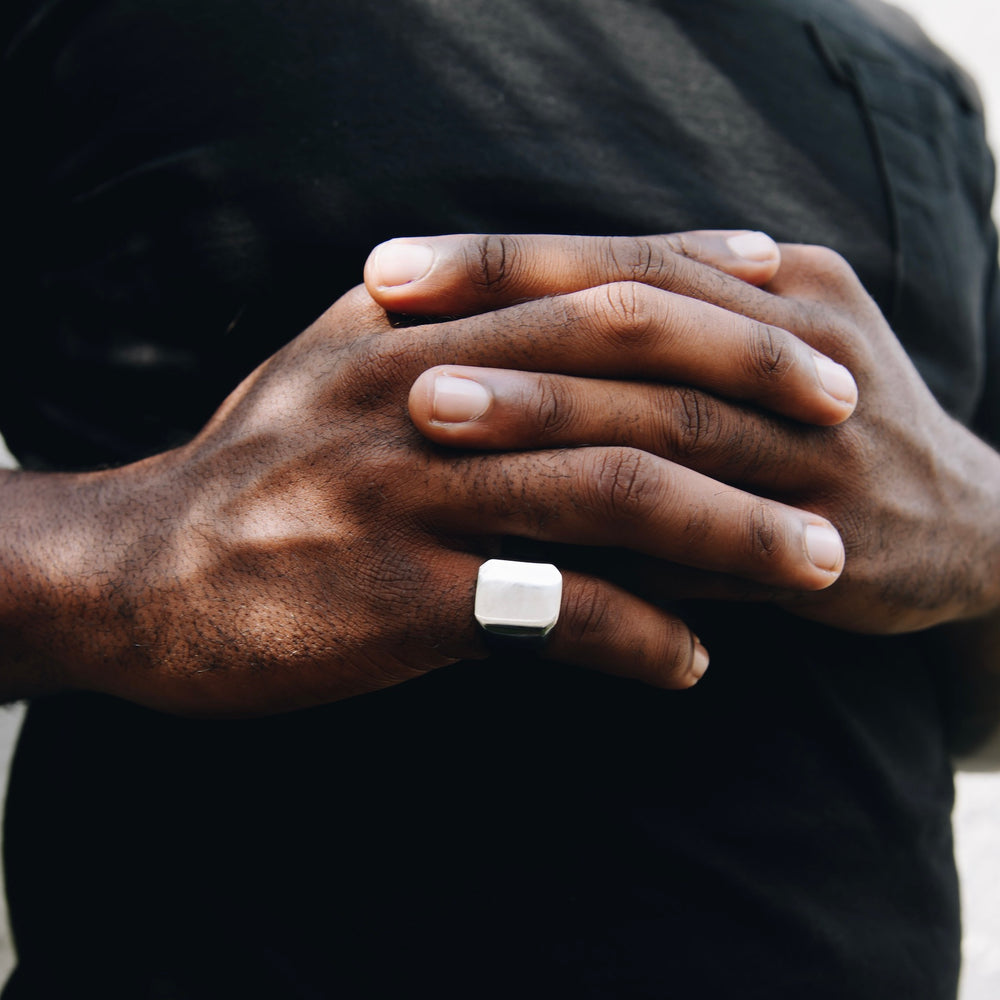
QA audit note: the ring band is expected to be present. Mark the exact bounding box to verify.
[474,559,563,642]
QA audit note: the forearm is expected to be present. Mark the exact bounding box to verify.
[0,465,129,701]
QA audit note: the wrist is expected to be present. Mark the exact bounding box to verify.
[0,461,169,698]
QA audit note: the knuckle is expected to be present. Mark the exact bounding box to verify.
[780,299,825,345]
[824,314,872,370]
[608,236,680,286]
[653,618,699,686]
[530,374,574,437]
[664,231,703,268]
[744,320,794,383]
[304,285,384,348]
[808,246,856,286]
[336,282,380,319]
[350,341,416,404]
[595,281,658,345]
[562,577,616,644]
[745,501,782,561]
[664,388,772,483]
[828,420,876,477]
[668,387,725,463]
[467,234,523,294]
[339,336,447,424]
[591,447,657,520]
[792,300,864,367]
[793,247,867,318]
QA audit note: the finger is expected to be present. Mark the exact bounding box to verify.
[429,448,845,591]
[364,231,781,317]
[545,570,709,689]
[365,236,878,367]
[762,244,893,362]
[409,365,824,490]
[564,547,804,607]
[444,550,709,689]
[766,244,862,302]
[395,282,857,426]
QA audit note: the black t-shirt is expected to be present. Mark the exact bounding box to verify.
[2,2,997,997]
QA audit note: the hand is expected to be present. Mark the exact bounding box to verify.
[366,232,1000,635]
[0,234,853,715]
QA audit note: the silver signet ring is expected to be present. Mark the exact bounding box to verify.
[474,559,563,640]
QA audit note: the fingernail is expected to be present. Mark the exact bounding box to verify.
[725,231,778,262]
[804,524,844,573]
[369,241,435,287]
[691,641,710,681]
[813,354,858,406]
[432,374,492,423]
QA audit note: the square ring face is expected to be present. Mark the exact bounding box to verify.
[474,559,563,636]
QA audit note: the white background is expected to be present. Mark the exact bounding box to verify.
[0,0,998,993]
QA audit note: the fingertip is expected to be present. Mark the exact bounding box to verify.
[804,522,846,585]
[654,639,710,691]
[690,639,710,683]
[547,575,709,691]
[668,229,781,285]
[812,354,858,417]
[365,239,436,295]
[725,231,780,265]
[409,367,495,437]
[722,231,781,284]
[430,373,493,424]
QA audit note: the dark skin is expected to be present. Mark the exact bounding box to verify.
[0,230,853,717]
[2,230,998,750]
[370,232,1000,635]
[368,231,1000,761]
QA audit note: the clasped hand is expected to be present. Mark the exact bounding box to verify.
[37,231,1000,717]
[370,232,1000,639]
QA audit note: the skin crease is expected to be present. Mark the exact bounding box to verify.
[0,231,858,718]
[367,232,1000,758]
[367,232,1000,632]
[3,230,999,744]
